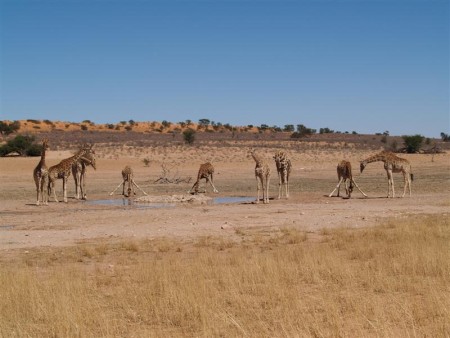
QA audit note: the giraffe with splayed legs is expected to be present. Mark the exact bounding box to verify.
[47,144,90,203]
[72,145,96,200]
[360,151,413,198]
[188,162,218,194]
[329,160,367,198]
[109,166,148,197]
[33,138,49,205]
[273,150,291,199]
[250,149,271,204]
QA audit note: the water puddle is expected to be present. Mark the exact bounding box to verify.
[86,199,174,209]
[86,196,254,208]
[0,225,14,230]
[209,197,254,205]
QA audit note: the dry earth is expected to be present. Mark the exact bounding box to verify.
[1,143,449,253]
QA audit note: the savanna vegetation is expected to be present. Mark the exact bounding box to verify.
[1,214,448,337]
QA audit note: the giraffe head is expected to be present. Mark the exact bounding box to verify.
[360,161,366,173]
[42,138,49,151]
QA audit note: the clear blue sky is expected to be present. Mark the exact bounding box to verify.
[0,0,448,137]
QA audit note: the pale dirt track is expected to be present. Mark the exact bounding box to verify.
[1,146,449,251]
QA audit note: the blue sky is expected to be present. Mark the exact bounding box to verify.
[0,0,448,137]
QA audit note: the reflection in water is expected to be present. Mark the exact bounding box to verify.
[86,196,254,208]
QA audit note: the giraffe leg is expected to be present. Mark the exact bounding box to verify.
[110,180,125,196]
[132,180,148,195]
[81,169,87,200]
[188,180,200,194]
[277,173,282,199]
[50,179,59,203]
[285,175,289,199]
[35,177,41,206]
[329,178,344,197]
[74,173,80,199]
[206,176,218,193]
[401,173,408,198]
[256,176,261,204]
[351,179,368,197]
[63,177,68,203]
[264,175,270,204]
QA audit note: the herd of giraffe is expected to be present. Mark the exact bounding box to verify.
[32,139,414,206]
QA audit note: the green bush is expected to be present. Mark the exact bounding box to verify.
[183,128,196,145]
[402,134,424,153]
[0,135,41,157]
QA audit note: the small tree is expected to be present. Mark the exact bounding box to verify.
[0,134,40,156]
[0,121,20,135]
[183,128,196,145]
[402,134,424,153]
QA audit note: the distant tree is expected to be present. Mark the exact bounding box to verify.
[383,130,390,136]
[259,124,269,131]
[80,125,88,131]
[183,128,196,145]
[402,134,424,153]
[319,127,333,134]
[129,119,135,126]
[179,122,186,128]
[106,124,114,129]
[0,121,20,135]
[161,120,171,128]
[0,135,40,157]
[283,125,294,132]
[198,119,210,127]
[294,124,316,137]
[441,132,450,142]
[120,121,127,125]
[352,131,358,135]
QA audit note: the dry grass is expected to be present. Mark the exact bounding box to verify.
[1,214,449,337]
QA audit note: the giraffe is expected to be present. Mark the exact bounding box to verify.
[360,151,413,198]
[47,144,90,203]
[188,162,219,194]
[273,150,291,199]
[109,166,148,197]
[72,144,96,200]
[250,149,271,204]
[33,138,49,205]
[328,160,367,198]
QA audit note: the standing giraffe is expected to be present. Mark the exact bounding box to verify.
[109,166,148,197]
[360,151,413,198]
[33,138,49,205]
[328,160,367,198]
[250,149,271,204]
[72,144,96,200]
[273,150,291,199]
[188,162,219,194]
[47,144,90,203]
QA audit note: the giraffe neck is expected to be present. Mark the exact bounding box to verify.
[251,152,264,165]
[362,152,389,165]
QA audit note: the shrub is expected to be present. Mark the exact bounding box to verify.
[80,125,88,131]
[0,134,40,156]
[402,134,424,153]
[183,128,196,145]
[0,121,20,135]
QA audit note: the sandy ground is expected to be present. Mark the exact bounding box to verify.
[1,145,449,251]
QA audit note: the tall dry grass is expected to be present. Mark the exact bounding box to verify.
[1,214,448,337]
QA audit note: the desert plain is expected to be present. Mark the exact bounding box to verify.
[0,132,449,337]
